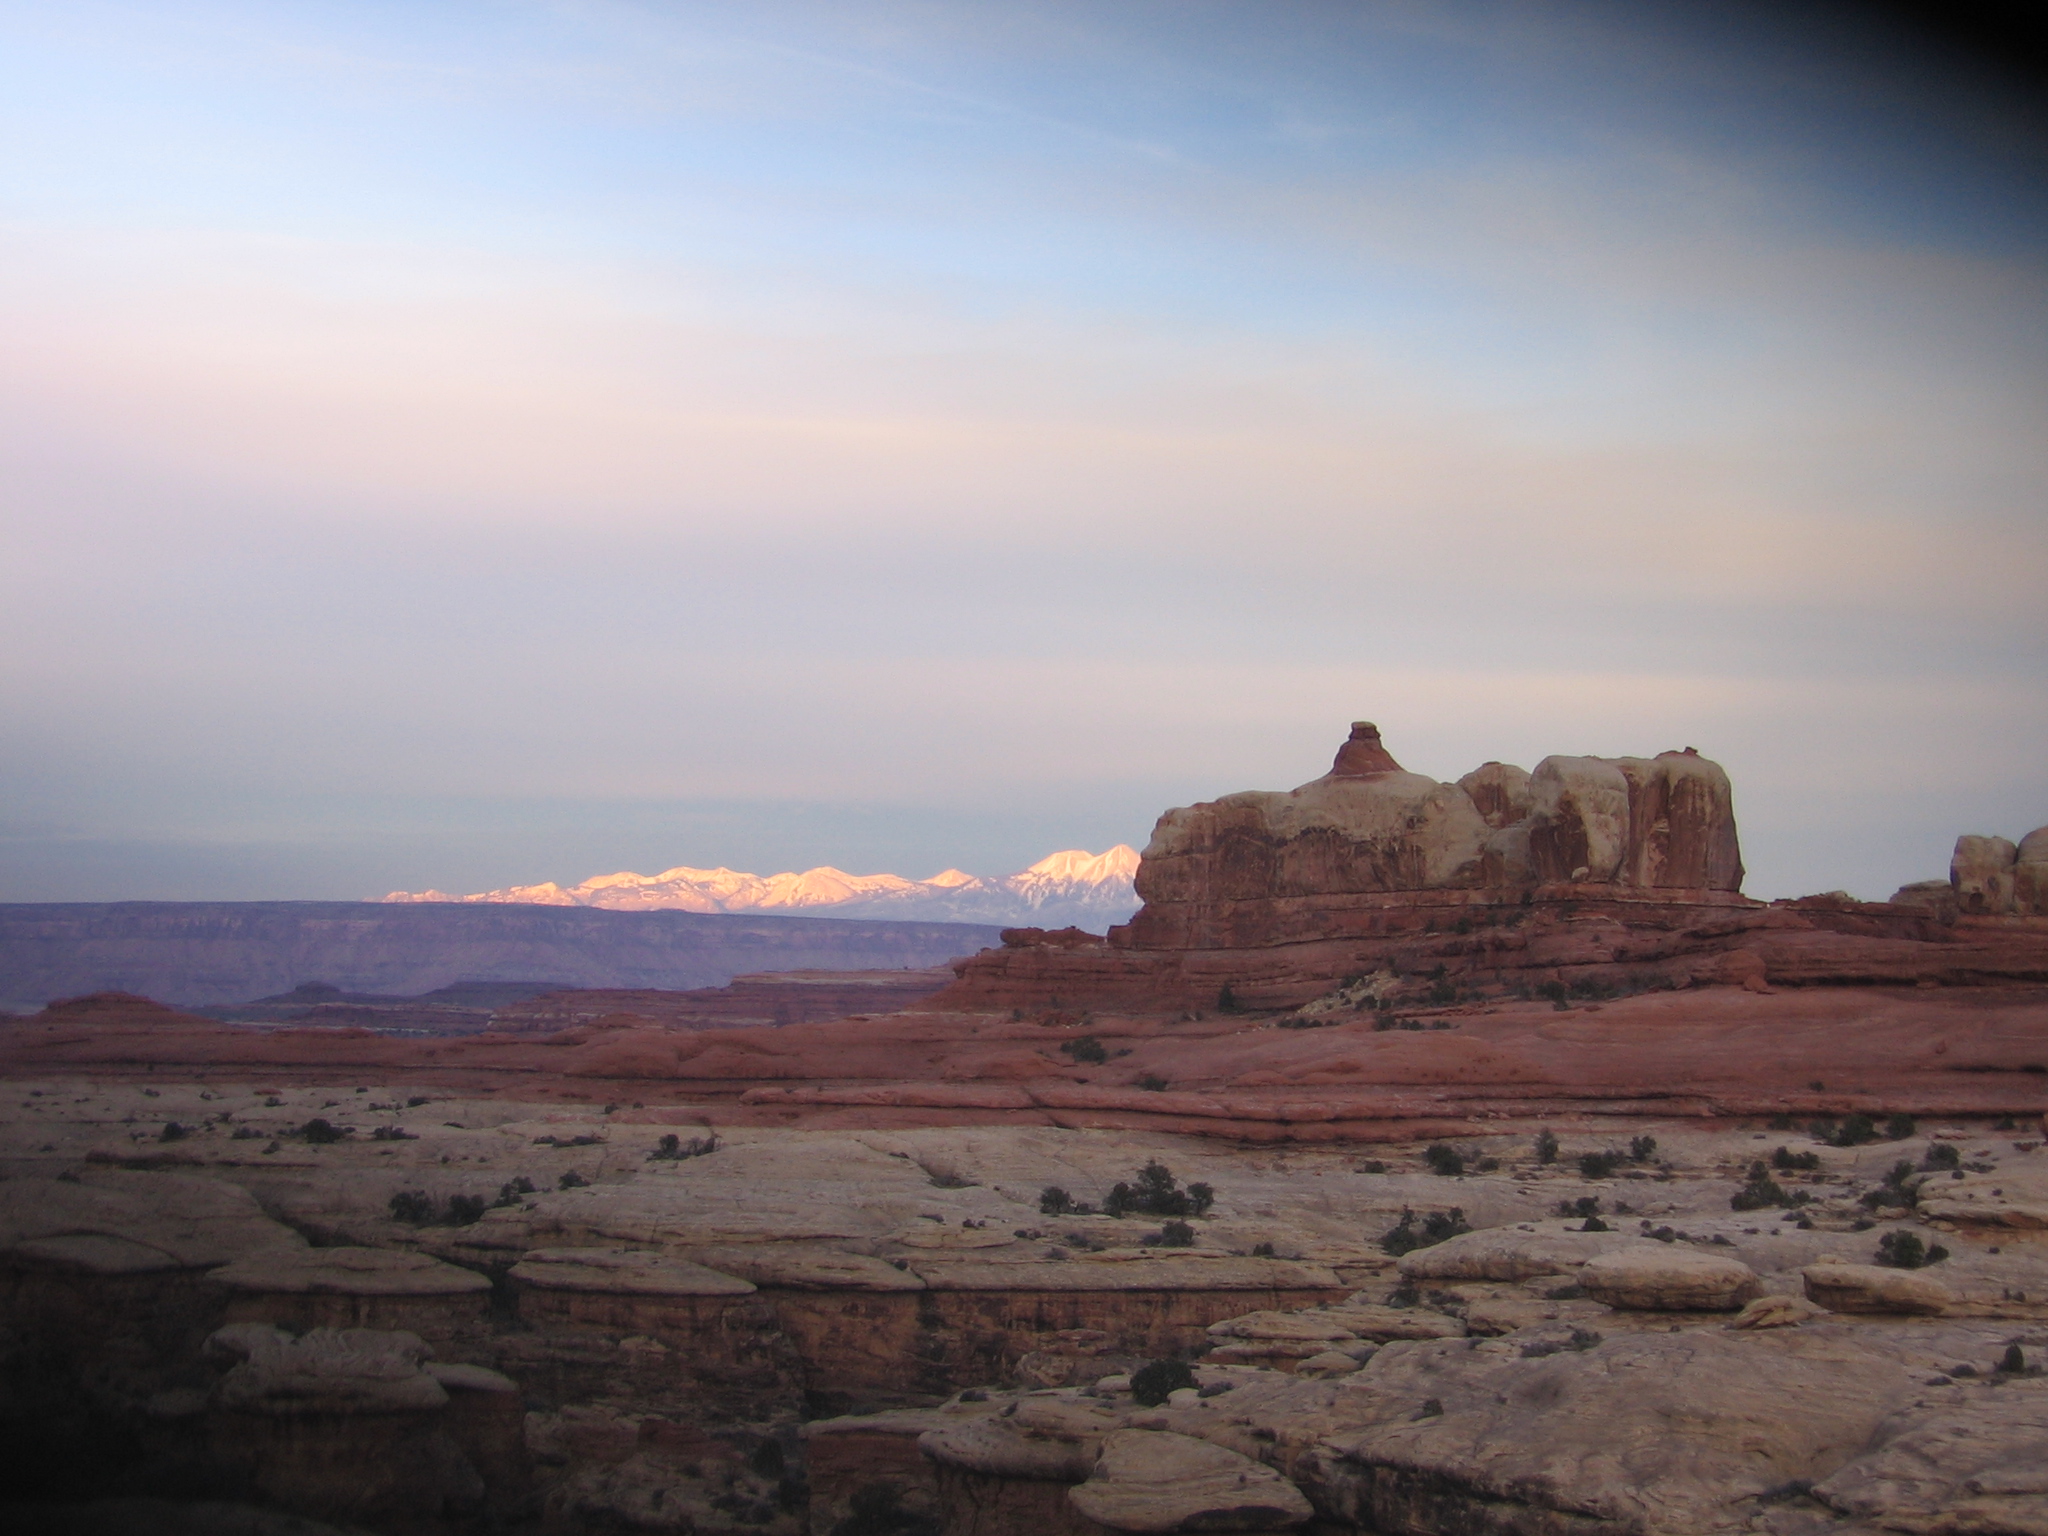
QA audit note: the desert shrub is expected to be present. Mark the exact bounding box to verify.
[558,1170,589,1190]
[2000,1344,2027,1374]
[492,1177,538,1209]
[1731,1161,1810,1211]
[388,1190,436,1224]
[299,1117,348,1144]
[370,1125,416,1141]
[533,1132,605,1147]
[1429,980,1458,1005]
[406,1096,430,1107]
[649,1133,718,1161]
[1874,1230,1950,1268]
[230,1125,261,1140]
[1885,1113,1917,1140]
[1922,1142,1961,1171]
[1152,1220,1196,1248]
[1768,1113,1795,1131]
[1629,1136,1658,1163]
[1578,1150,1622,1180]
[927,1171,976,1188]
[1579,1216,1610,1232]
[1250,1242,1275,1257]
[1130,1358,1196,1406]
[1534,1129,1560,1165]
[1558,1196,1601,1219]
[1060,1036,1109,1065]
[1356,1159,1388,1174]
[1424,1143,1466,1177]
[1828,1113,1880,1147]
[444,1194,488,1226]
[1772,1146,1821,1171]
[1996,1114,2020,1131]
[159,1122,188,1142]
[1103,1161,1209,1219]
[1539,980,1569,1009]
[1380,1206,1469,1257]
[1135,1074,1169,1092]
[1039,1186,1074,1216]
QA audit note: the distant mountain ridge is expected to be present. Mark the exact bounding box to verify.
[383,846,1143,929]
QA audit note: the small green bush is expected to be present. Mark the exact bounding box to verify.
[1828,1113,1880,1147]
[1153,1220,1196,1248]
[1628,1135,1658,1163]
[1216,985,1242,1014]
[1424,1143,1466,1177]
[299,1118,348,1144]
[159,1122,188,1142]
[558,1170,589,1190]
[1060,1035,1110,1065]
[370,1125,416,1141]
[1875,1230,1949,1268]
[1732,1161,1810,1211]
[649,1132,718,1161]
[1922,1143,1961,1171]
[1772,1146,1820,1171]
[1135,1074,1169,1092]
[1885,1113,1917,1140]
[444,1194,488,1226]
[1039,1186,1075,1216]
[1380,1206,1469,1256]
[1534,1129,1559,1165]
[1579,1150,1622,1180]
[388,1190,436,1224]
[1558,1196,1601,1219]
[1130,1358,1196,1406]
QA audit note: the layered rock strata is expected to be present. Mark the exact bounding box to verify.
[942,724,2048,1012]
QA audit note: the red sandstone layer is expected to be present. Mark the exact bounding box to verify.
[6,984,2043,1142]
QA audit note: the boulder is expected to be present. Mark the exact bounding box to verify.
[1727,1294,1826,1330]
[1296,1350,1365,1379]
[1577,1248,1761,1312]
[1318,1302,1466,1341]
[1396,1226,1636,1282]
[1952,835,2019,916]
[1916,1167,2048,1229]
[1802,1263,1954,1316]
[210,1246,490,1298]
[1889,879,1958,916]
[205,1324,448,1414]
[2017,826,2048,917]
[919,1398,1116,1482]
[1205,1310,1358,1345]
[1067,1429,1314,1532]
[1812,1378,2048,1536]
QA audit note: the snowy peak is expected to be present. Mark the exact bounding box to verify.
[382,846,1143,931]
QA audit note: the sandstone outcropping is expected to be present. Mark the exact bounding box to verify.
[942,724,2048,1013]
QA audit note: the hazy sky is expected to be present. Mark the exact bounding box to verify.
[3,0,2044,904]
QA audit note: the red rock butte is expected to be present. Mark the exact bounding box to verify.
[938,723,2045,1012]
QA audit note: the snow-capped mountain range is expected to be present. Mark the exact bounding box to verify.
[382,846,1143,931]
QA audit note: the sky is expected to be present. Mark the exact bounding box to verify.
[2,0,2044,904]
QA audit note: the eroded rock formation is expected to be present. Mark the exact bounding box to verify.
[1128,724,1743,953]
[943,723,2048,1013]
